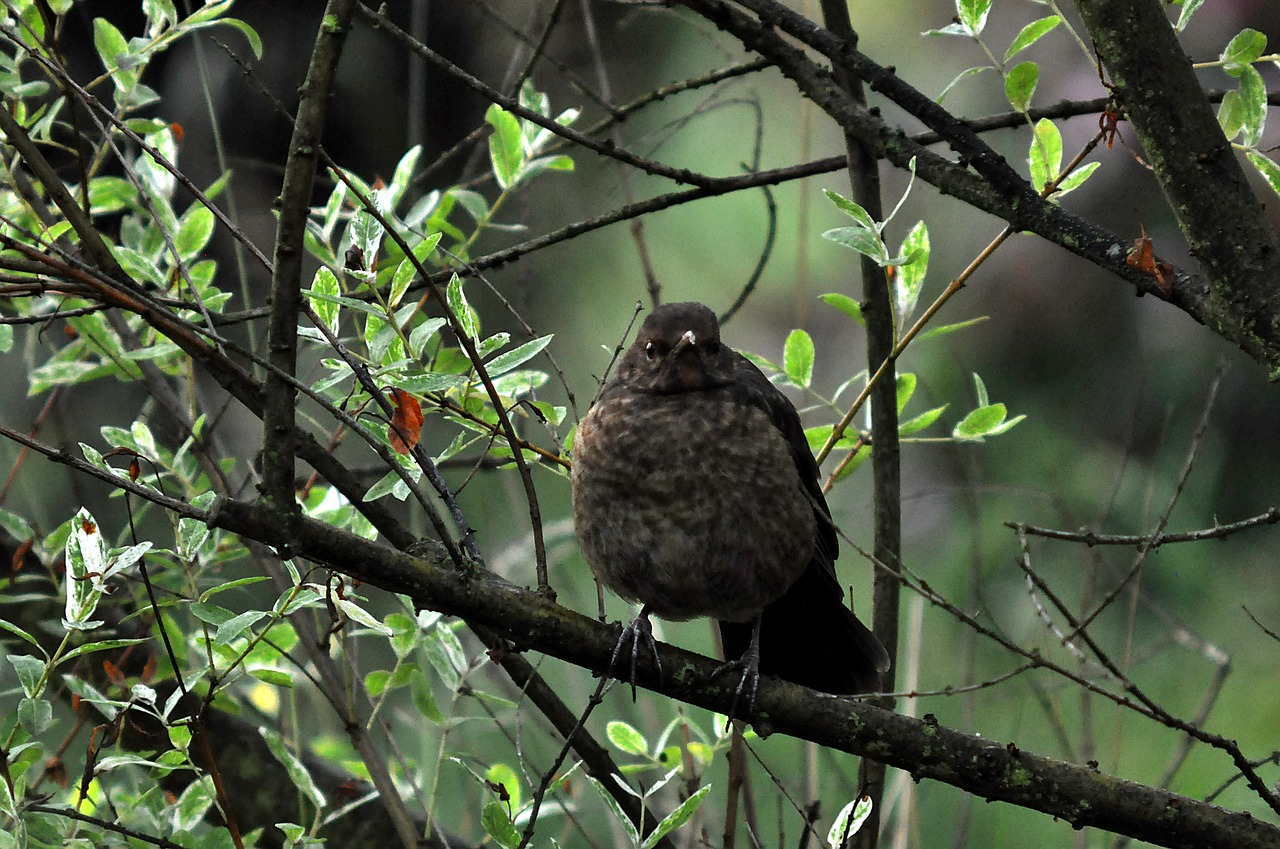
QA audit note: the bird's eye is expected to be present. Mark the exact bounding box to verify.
[644,341,659,360]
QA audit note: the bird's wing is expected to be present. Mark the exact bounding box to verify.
[729,353,840,580]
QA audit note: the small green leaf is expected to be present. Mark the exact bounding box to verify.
[782,329,815,389]
[486,105,524,190]
[917,316,988,341]
[823,189,878,231]
[446,274,480,340]
[482,801,520,849]
[1220,28,1266,77]
[607,720,649,756]
[1218,89,1246,140]
[175,205,215,260]
[214,610,265,646]
[899,404,947,436]
[410,668,443,722]
[308,268,340,335]
[92,18,129,73]
[8,655,47,698]
[957,0,992,36]
[642,785,712,849]
[953,404,1007,440]
[487,763,523,812]
[1055,161,1101,198]
[1029,118,1063,193]
[1237,64,1267,146]
[1005,61,1039,111]
[486,334,553,376]
[895,373,917,415]
[259,726,326,811]
[1246,152,1280,198]
[827,796,874,847]
[1004,16,1060,61]
[0,325,11,354]
[893,221,929,324]
[335,597,394,636]
[389,232,441,308]
[820,293,864,325]
[588,777,641,847]
[936,66,992,102]
[1175,0,1207,32]
[823,226,887,264]
[18,697,53,735]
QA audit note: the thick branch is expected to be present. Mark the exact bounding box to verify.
[262,0,358,515]
[204,497,1280,849]
[1075,0,1280,371]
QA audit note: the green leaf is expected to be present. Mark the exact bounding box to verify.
[259,726,326,812]
[1175,0,1206,31]
[895,373,916,415]
[349,209,383,263]
[1246,152,1280,198]
[893,221,929,324]
[175,205,215,260]
[92,17,129,73]
[1218,89,1246,140]
[335,597,394,636]
[408,317,448,358]
[18,697,52,736]
[953,404,1008,440]
[824,189,878,231]
[820,293,864,326]
[1029,118,1063,193]
[389,232,441,308]
[309,268,340,335]
[1004,16,1060,61]
[827,796,874,846]
[936,66,992,103]
[607,721,649,756]
[486,334,553,376]
[1004,61,1039,111]
[899,404,947,436]
[917,316,988,341]
[1237,64,1267,146]
[482,801,521,849]
[0,325,11,355]
[410,668,443,722]
[588,777,641,847]
[1220,28,1266,77]
[486,105,524,190]
[782,329,815,389]
[8,655,47,697]
[957,0,992,36]
[642,785,712,849]
[1055,161,1100,197]
[214,610,266,646]
[486,763,523,812]
[446,274,480,340]
[823,225,887,264]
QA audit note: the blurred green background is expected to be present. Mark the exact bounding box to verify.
[3,0,1279,845]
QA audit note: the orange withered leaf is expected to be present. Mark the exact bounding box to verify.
[103,660,125,686]
[387,388,424,454]
[12,537,32,571]
[1125,225,1174,294]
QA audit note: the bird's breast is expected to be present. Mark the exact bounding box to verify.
[572,390,816,622]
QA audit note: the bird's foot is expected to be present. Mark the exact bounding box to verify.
[607,607,662,701]
[711,645,761,720]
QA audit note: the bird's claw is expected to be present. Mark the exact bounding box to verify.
[711,651,760,719]
[607,609,662,700]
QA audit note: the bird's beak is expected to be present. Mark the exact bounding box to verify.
[669,329,697,356]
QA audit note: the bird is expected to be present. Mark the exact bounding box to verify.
[571,301,890,711]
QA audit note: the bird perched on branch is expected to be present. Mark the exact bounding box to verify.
[571,301,890,710]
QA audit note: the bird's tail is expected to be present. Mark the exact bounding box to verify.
[718,565,890,695]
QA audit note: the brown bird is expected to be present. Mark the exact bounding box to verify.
[571,302,890,709]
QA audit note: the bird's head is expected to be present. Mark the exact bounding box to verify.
[616,302,737,393]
